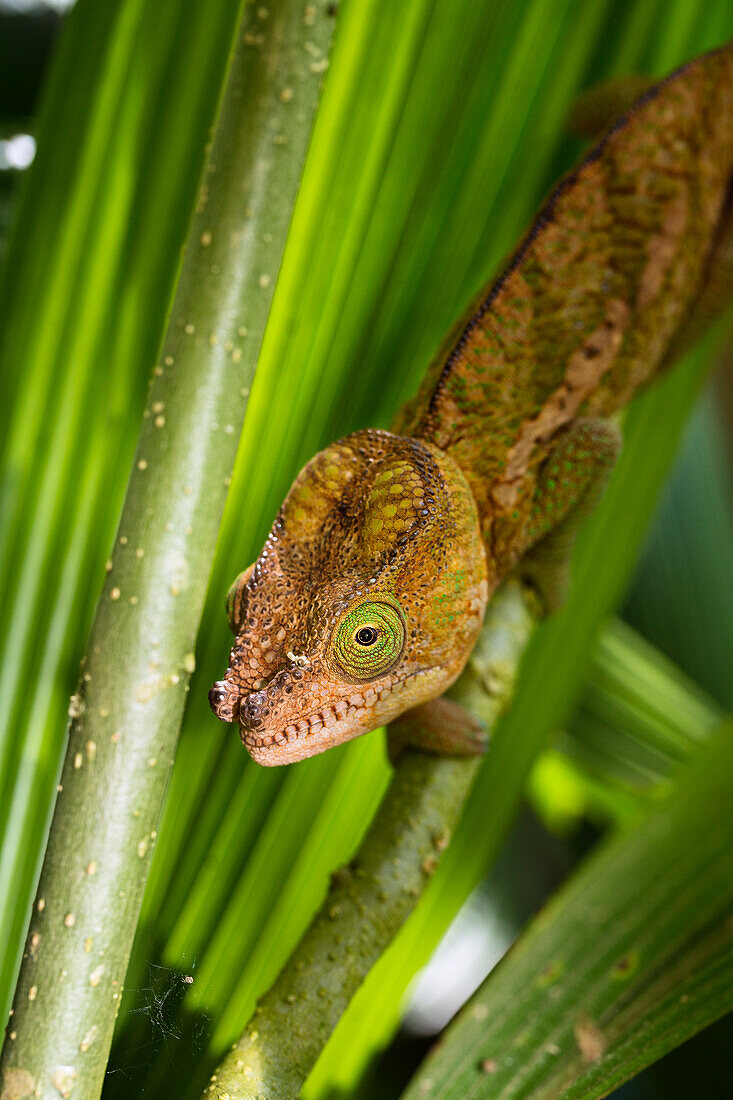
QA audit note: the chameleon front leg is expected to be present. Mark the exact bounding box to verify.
[387,695,487,762]
[513,418,622,611]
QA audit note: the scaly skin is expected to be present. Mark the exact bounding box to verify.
[210,44,733,765]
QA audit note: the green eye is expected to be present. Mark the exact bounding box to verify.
[332,600,405,681]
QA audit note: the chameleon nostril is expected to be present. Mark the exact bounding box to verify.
[241,690,267,727]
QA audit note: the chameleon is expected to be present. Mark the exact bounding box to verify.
[210,43,733,766]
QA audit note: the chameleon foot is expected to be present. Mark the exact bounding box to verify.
[388,696,487,764]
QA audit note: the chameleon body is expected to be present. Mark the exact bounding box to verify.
[210,44,733,766]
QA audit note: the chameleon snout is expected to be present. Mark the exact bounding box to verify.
[237,666,300,730]
[208,677,269,729]
[209,663,305,737]
[208,679,241,723]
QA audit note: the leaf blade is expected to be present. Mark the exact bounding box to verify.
[400,730,733,1100]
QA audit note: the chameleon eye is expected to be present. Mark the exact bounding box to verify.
[332,600,405,682]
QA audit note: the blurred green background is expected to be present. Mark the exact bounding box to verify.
[0,1,731,1097]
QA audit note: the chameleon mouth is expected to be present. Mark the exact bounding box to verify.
[241,708,362,766]
[238,666,438,765]
[240,704,347,751]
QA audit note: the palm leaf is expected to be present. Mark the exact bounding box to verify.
[400,729,733,1100]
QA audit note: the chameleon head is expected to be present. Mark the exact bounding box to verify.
[209,428,488,765]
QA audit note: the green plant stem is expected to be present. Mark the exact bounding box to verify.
[204,580,538,1100]
[0,3,336,1097]
[0,0,249,1025]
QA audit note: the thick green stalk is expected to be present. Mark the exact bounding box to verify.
[0,0,254,1026]
[204,581,538,1100]
[0,3,335,1097]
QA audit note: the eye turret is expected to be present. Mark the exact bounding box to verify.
[331,599,405,682]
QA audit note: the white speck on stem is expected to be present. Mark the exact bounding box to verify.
[89,965,105,987]
[80,1025,99,1052]
[51,1066,77,1098]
